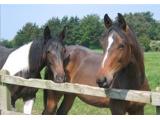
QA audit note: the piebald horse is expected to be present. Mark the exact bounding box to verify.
[0,26,66,114]
[97,13,150,114]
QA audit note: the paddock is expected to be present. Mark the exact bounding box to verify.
[0,70,160,115]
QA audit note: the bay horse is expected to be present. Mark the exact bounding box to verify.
[42,45,110,115]
[0,26,66,114]
[96,13,150,114]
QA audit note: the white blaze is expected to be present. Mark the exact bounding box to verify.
[23,98,34,114]
[2,42,33,75]
[101,34,114,68]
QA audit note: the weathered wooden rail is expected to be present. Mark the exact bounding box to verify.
[0,70,160,115]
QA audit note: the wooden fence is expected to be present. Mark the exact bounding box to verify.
[0,70,160,115]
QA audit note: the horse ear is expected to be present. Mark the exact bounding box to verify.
[117,13,126,31]
[59,26,67,44]
[44,26,51,44]
[104,14,112,28]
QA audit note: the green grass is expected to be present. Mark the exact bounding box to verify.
[144,52,160,89]
[143,52,160,115]
[14,52,160,115]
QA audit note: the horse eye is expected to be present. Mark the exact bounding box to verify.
[118,44,125,49]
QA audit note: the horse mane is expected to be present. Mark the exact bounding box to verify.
[126,25,145,83]
[29,38,45,73]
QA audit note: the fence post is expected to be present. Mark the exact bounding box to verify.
[156,106,160,115]
[0,70,12,114]
[156,87,160,115]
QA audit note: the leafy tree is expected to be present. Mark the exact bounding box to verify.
[13,23,40,47]
[149,22,160,40]
[124,12,152,37]
[43,17,62,38]
[43,16,80,45]
[0,39,13,48]
[64,16,81,45]
[78,14,104,48]
[5,11,160,51]
[124,12,157,51]
[138,34,151,51]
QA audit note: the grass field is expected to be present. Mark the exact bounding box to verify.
[15,52,160,115]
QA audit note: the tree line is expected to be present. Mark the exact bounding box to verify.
[1,11,160,51]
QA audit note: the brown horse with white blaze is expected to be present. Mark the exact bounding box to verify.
[97,13,150,114]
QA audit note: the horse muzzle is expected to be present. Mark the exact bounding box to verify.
[54,75,66,83]
[96,76,113,88]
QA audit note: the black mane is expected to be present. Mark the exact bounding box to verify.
[29,39,45,77]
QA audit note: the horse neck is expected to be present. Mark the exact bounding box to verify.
[114,57,145,90]
[128,27,145,86]
[64,46,90,81]
[130,31,145,84]
[29,40,45,77]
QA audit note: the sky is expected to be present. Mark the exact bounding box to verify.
[0,4,160,40]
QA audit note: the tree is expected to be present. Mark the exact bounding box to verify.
[0,39,13,48]
[12,23,40,47]
[43,17,62,38]
[124,12,158,51]
[78,14,104,48]
[149,22,160,40]
[8,11,160,51]
[124,12,152,37]
[138,34,151,51]
[64,16,81,45]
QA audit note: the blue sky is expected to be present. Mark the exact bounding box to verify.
[1,4,160,40]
